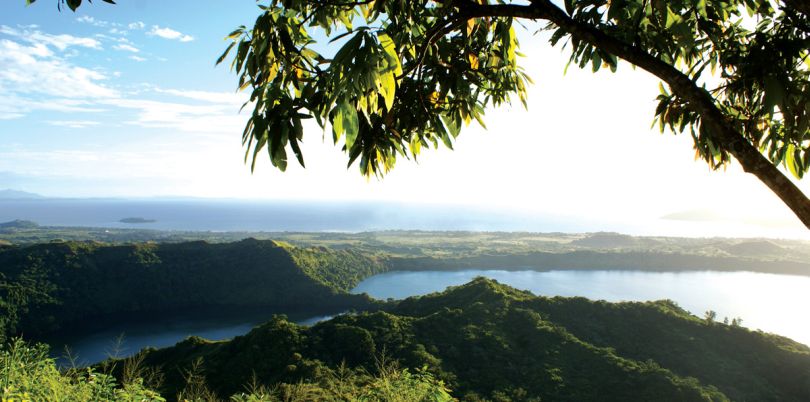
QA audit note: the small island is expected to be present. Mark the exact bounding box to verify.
[119,217,156,224]
[0,220,39,230]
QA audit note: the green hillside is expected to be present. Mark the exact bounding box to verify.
[0,239,382,342]
[120,278,810,402]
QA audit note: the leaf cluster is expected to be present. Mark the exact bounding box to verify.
[219,0,530,176]
[26,0,116,12]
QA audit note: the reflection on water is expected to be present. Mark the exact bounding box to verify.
[352,269,810,346]
[46,269,810,365]
[47,310,334,366]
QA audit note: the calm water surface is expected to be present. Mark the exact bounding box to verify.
[352,269,810,346]
[52,269,810,365]
[47,311,333,366]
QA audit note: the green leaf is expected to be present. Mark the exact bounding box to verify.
[785,144,800,178]
[379,72,396,112]
[340,101,359,148]
[67,0,82,11]
[377,32,402,76]
[763,76,784,114]
[216,42,236,66]
[665,7,680,29]
[290,136,305,167]
[564,0,574,15]
[440,114,460,138]
[696,0,708,18]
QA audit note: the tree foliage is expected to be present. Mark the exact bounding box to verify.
[216,1,530,177]
[220,0,810,229]
[30,0,810,228]
[26,0,115,12]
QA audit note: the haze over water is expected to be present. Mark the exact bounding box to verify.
[1,198,807,238]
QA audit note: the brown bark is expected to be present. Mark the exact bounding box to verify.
[460,0,810,230]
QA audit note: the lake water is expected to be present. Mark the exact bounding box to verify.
[48,269,810,365]
[47,310,333,366]
[352,269,810,346]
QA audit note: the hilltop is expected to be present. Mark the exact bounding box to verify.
[119,278,810,401]
[0,239,385,342]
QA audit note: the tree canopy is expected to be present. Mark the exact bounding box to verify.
[32,0,810,229]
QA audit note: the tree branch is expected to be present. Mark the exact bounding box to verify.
[782,0,810,17]
[458,0,810,229]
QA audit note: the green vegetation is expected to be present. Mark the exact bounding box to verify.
[3,225,809,270]
[1,338,164,402]
[107,278,809,401]
[3,231,810,344]
[3,236,809,400]
[0,239,382,343]
[286,245,388,292]
[0,338,452,401]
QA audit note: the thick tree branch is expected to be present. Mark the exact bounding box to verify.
[782,0,810,17]
[459,0,810,230]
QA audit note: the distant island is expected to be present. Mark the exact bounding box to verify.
[119,217,156,224]
[0,219,39,229]
[0,189,43,200]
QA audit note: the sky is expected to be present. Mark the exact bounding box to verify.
[1,0,809,238]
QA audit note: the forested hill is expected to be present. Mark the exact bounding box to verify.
[388,250,810,276]
[0,239,384,342]
[123,278,810,402]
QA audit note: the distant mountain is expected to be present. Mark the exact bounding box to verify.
[723,240,785,257]
[570,231,661,248]
[0,189,44,200]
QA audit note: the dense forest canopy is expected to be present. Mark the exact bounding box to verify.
[2,234,808,344]
[98,279,810,401]
[0,239,383,342]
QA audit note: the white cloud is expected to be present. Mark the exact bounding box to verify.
[148,25,194,42]
[47,120,101,128]
[0,112,25,120]
[113,43,139,53]
[0,26,243,129]
[0,35,117,120]
[0,92,105,117]
[128,21,145,30]
[76,16,108,27]
[154,88,245,104]
[0,40,116,99]
[76,16,122,29]
[109,97,244,133]
[0,25,102,50]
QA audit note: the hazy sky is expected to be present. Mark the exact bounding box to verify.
[1,0,809,238]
